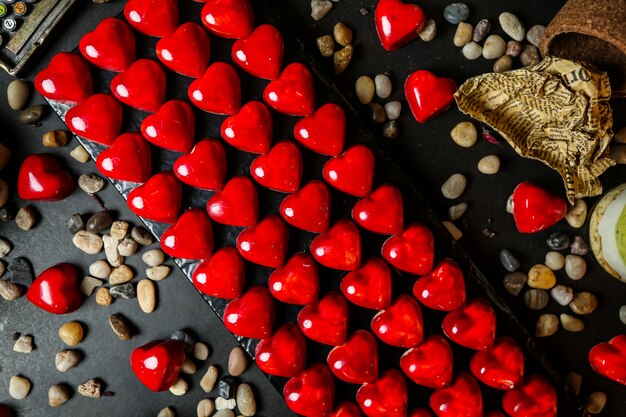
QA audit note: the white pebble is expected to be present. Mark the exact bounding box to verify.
[482,35,506,59]
[551,285,574,306]
[477,155,500,174]
[441,173,467,199]
[451,121,477,147]
[169,378,188,396]
[193,342,210,361]
[526,25,545,47]
[565,254,587,280]
[9,375,31,399]
[89,260,111,279]
[374,74,392,99]
[215,397,237,410]
[311,0,332,21]
[462,42,482,60]
[545,251,565,270]
[499,12,525,42]
[384,101,402,120]
[142,249,165,266]
[147,265,171,281]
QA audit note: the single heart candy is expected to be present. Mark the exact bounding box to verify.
[264,63,315,116]
[156,22,210,78]
[111,59,166,112]
[237,215,288,268]
[328,330,379,384]
[124,0,178,38]
[589,334,626,386]
[128,171,182,223]
[382,223,434,275]
[352,183,404,235]
[332,402,364,417]
[201,0,254,39]
[130,339,185,391]
[26,263,81,314]
[18,154,74,201]
[430,371,483,417]
[280,180,331,233]
[356,369,407,417]
[268,252,319,305]
[502,374,557,417]
[400,335,454,389]
[224,285,275,339]
[175,139,227,191]
[375,0,426,51]
[512,182,567,233]
[298,291,349,346]
[232,24,284,80]
[221,101,273,154]
[311,219,361,271]
[141,100,195,153]
[294,103,345,156]
[405,70,456,123]
[284,363,335,417]
[255,322,307,377]
[189,62,241,114]
[65,93,123,146]
[442,298,496,351]
[413,259,466,311]
[470,336,524,390]
[96,132,152,183]
[207,175,258,226]
[371,295,423,348]
[323,145,375,197]
[161,208,214,259]
[341,257,392,309]
[35,52,93,104]
[79,17,135,72]
[251,141,302,193]
[192,246,245,299]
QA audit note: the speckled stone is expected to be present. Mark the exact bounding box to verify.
[419,19,437,42]
[569,292,597,315]
[472,19,491,42]
[237,383,256,417]
[450,122,477,147]
[109,313,132,340]
[78,174,105,194]
[520,45,540,66]
[506,41,522,57]
[316,35,334,57]
[535,313,558,337]
[131,226,154,245]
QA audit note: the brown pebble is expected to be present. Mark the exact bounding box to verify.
[368,102,386,123]
[585,392,607,414]
[503,272,527,296]
[493,55,513,73]
[535,314,559,337]
[418,19,437,42]
[108,313,132,340]
[333,44,353,75]
[137,279,157,313]
[15,206,36,230]
[109,265,134,285]
[131,226,153,245]
[200,365,219,392]
[565,372,582,395]
[228,347,247,376]
[110,221,129,240]
[524,289,549,310]
[560,313,585,332]
[48,384,70,407]
[95,287,112,306]
[42,130,68,147]
[569,292,598,315]
[506,40,522,57]
[0,279,22,300]
[316,34,334,57]
[58,322,84,346]
[333,22,353,46]
[520,44,540,66]
[383,120,399,139]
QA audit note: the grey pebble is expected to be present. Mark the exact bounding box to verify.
[443,3,470,24]
[55,350,82,372]
[15,206,36,230]
[109,313,132,340]
[89,260,111,279]
[472,19,491,43]
[237,383,256,417]
[520,45,540,66]
[560,313,584,332]
[545,251,565,270]
[503,272,527,296]
[86,210,114,234]
[384,101,402,120]
[499,12,525,42]
[620,305,626,325]
[8,257,34,286]
[67,213,85,234]
[78,174,105,194]
[0,279,22,300]
[570,236,588,255]
[311,0,332,21]
[131,226,154,245]
[448,202,468,221]
[550,285,574,306]
[73,231,103,254]
[368,103,387,124]
[382,120,398,139]
[499,249,520,272]
[524,289,549,310]
[109,283,136,299]
[18,105,47,125]
[7,79,31,110]
[535,313,559,337]
[565,254,586,280]
[0,237,11,257]
[118,237,138,257]
[546,232,570,250]
[441,173,466,199]
[506,40,522,57]
[375,74,392,99]
[526,25,545,47]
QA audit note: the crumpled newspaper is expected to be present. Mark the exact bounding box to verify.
[455,56,614,203]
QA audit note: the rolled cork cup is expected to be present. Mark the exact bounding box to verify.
[539,0,626,98]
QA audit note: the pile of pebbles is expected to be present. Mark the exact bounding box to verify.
[354,73,402,139]
[316,22,354,74]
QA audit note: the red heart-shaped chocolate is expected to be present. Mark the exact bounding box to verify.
[328,330,379,384]
[371,295,423,348]
[470,336,524,390]
[237,215,288,268]
[280,180,331,233]
[224,285,275,339]
[353,184,404,235]
[375,0,426,51]
[410,409,433,417]
[35,52,92,104]
[161,208,213,259]
[128,172,182,223]
[512,182,567,234]
[405,70,456,123]
[156,23,210,78]
[18,154,74,201]
[298,291,349,346]
[221,101,273,154]
[323,145,375,197]
[311,219,361,271]
[264,63,315,116]
[124,0,178,38]
[294,103,345,156]
[430,371,483,417]
[111,59,166,112]
[65,93,122,146]
[96,132,152,183]
[130,339,185,391]
[357,369,407,417]
[382,223,434,275]
[442,298,496,351]
[201,0,254,39]
[255,323,307,377]
[26,263,81,314]
[232,24,284,80]
[413,259,466,311]
[141,100,195,153]
[502,374,557,417]
[589,334,626,386]
[79,18,135,72]
[192,246,245,299]
[333,402,364,417]
[269,252,319,305]
[284,363,335,417]
[400,335,453,389]
[485,412,506,417]
[189,62,241,115]
[175,139,226,191]
[341,257,392,309]
[207,175,258,226]
[0,404,13,417]
[251,141,302,193]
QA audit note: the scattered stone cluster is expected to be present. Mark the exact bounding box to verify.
[354,73,402,139]
[316,22,354,74]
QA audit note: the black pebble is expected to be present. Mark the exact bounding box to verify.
[170,329,195,353]
[8,257,34,286]
[67,213,85,234]
[218,376,238,399]
[0,203,17,222]
[546,232,570,250]
[499,249,520,272]
[109,283,136,299]
[86,210,114,234]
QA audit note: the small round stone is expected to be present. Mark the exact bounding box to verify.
[9,375,31,399]
[477,155,500,174]
[143,249,165,267]
[482,35,506,59]
[137,279,157,314]
[109,313,132,340]
[526,25,545,47]
[131,226,154,245]
[7,79,30,110]
[545,251,565,270]
[193,342,210,361]
[48,384,70,407]
[418,19,437,42]
[535,314,559,337]
[584,392,607,415]
[109,264,134,285]
[117,237,138,257]
[59,322,84,346]
[551,285,574,306]
[228,346,248,376]
[527,264,556,289]
[570,236,588,255]
[382,120,398,139]
[462,42,482,60]
[569,292,597,315]
[70,145,90,163]
[147,265,171,281]
[620,305,626,325]
[169,378,189,396]
[18,105,47,124]
[55,350,82,372]
[86,210,114,234]
[493,55,513,73]
[374,74,392,99]
[520,45,540,66]
[499,249,520,272]
[182,357,197,375]
[448,202,468,221]
[560,313,584,332]
[237,383,257,417]
[197,399,215,417]
[524,289,549,310]
[472,19,491,43]
[316,35,334,57]
[42,130,68,147]
[368,102,387,123]
[89,260,111,279]
[453,22,473,47]
[441,173,467,199]
[95,287,113,306]
[565,254,586,280]
[158,407,175,417]
[546,232,570,250]
[565,372,582,395]
[565,199,587,228]
[356,76,375,104]
[443,3,470,24]
[333,22,352,46]
[499,12,525,41]
[451,122,477,147]
[0,279,22,301]
[506,40,522,57]
[15,206,36,230]
[78,174,105,194]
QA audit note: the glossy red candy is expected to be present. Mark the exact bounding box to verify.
[502,374,557,417]
[255,323,307,377]
[371,295,423,348]
[128,172,182,223]
[400,335,454,389]
[409,409,433,417]
[413,259,466,311]
[268,252,319,305]
[264,63,315,116]
[96,132,152,183]
[111,59,166,113]
[130,339,185,391]
[0,405,13,417]
[430,372,483,417]
[298,291,349,346]
[280,180,331,233]
[323,145,375,197]
[224,285,275,339]
[442,298,496,351]
[26,263,81,314]
[141,100,195,153]
[201,0,254,39]
[65,94,123,146]
[237,215,288,268]
[405,70,456,123]
[341,257,392,310]
[294,103,345,156]
[284,363,335,417]
[79,18,135,72]
[207,175,258,226]
[156,23,210,78]
[35,52,92,104]
[311,219,361,271]
[353,184,404,235]
[589,334,626,385]
[328,330,379,384]
[356,369,407,417]
[18,154,74,201]
[382,223,434,275]
[192,246,245,299]
[189,62,241,114]
[332,402,364,417]
[161,208,214,260]
[221,101,273,154]
[232,24,284,80]
[470,336,524,390]
[512,182,567,233]
[175,139,226,191]
[124,0,178,38]
[251,141,302,193]
[375,0,426,51]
